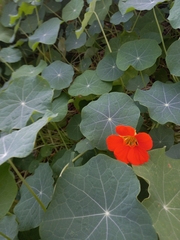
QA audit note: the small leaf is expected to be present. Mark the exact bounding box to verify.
[66,114,83,141]
[0,76,53,131]
[110,11,133,25]
[0,23,14,43]
[96,53,123,81]
[80,92,140,149]
[65,32,86,51]
[0,163,17,219]
[0,215,18,240]
[0,47,22,63]
[40,154,157,240]
[42,61,74,90]
[116,39,161,71]
[88,20,104,35]
[133,148,180,240]
[62,0,83,22]
[118,0,166,15]
[14,163,54,231]
[166,143,180,159]
[51,93,69,122]
[68,70,112,96]
[134,81,180,124]
[0,2,17,27]
[166,40,180,76]
[29,18,61,51]
[149,125,174,150]
[75,138,93,153]
[0,111,57,165]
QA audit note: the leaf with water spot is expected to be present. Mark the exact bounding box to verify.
[80,92,140,150]
[0,76,53,131]
[40,154,157,240]
[133,148,180,240]
[14,163,54,231]
[134,81,180,124]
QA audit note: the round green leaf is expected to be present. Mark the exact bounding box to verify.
[29,18,61,50]
[80,92,140,149]
[75,138,94,153]
[166,40,180,76]
[0,2,17,27]
[62,0,83,22]
[14,163,54,231]
[65,32,86,51]
[133,148,180,240]
[96,53,123,81]
[42,60,74,90]
[110,11,133,25]
[0,215,18,240]
[0,76,53,131]
[116,39,161,71]
[68,70,112,96]
[66,114,83,141]
[0,163,17,219]
[149,125,174,150]
[88,20,104,35]
[0,47,22,63]
[134,81,180,125]
[40,154,157,240]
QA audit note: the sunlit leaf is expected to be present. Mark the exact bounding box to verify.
[0,215,18,240]
[29,18,61,51]
[96,53,123,81]
[0,111,57,165]
[166,40,180,76]
[0,47,22,63]
[118,0,166,15]
[134,81,180,124]
[42,60,74,90]
[0,76,53,131]
[133,148,180,240]
[80,92,140,149]
[116,39,161,71]
[0,163,17,219]
[62,0,83,22]
[14,163,54,231]
[168,0,180,29]
[68,70,112,96]
[40,154,157,240]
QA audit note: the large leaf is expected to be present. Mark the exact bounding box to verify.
[134,81,180,124]
[0,163,17,219]
[68,70,112,96]
[0,215,18,240]
[42,60,74,90]
[166,40,180,76]
[133,148,180,240]
[116,39,161,71]
[168,0,180,29]
[40,154,157,240]
[14,163,54,231]
[62,0,83,22]
[0,111,57,165]
[29,18,61,51]
[80,92,140,149]
[0,76,53,131]
[118,0,166,15]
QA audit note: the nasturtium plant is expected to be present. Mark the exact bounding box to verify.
[0,0,180,239]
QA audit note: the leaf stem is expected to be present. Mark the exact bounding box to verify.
[93,11,112,53]
[51,122,68,150]
[0,232,11,240]
[8,159,46,212]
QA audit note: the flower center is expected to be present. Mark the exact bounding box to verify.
[123,136,138,147]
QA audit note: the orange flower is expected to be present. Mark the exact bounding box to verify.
[106,125,153,165]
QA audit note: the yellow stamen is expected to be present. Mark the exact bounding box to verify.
[123,136,138,147]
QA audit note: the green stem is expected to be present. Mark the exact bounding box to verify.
[139,71,146,87]
[1,60,14,72]
[0,232,11,240]
[93,11,112,53]
[8,159,46,212]
[51,122,68,150]
[131,11,141,32]
[48,129,58,152]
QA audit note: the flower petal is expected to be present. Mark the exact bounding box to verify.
[106,135,123,151]
[136,133,153,150]
[127,146,149,165]
[116,125,136,136]
[114,145,130,164]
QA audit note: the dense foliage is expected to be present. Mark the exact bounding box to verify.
[0,0,180,239]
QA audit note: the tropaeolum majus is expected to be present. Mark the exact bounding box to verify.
[106,125,153,165]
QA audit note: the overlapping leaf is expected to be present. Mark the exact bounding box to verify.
[0,111,57,165]
[80,92,140,149]
[168,0,180,29]
[40,154,157,240]
[166,40,180,76]
[116,39,161,71]
[0,215,18,240]
[14,163,54,231]
[68,70,112,96]
[134,81,180,124]
[133,148,180,240]
[0,76,53,131]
